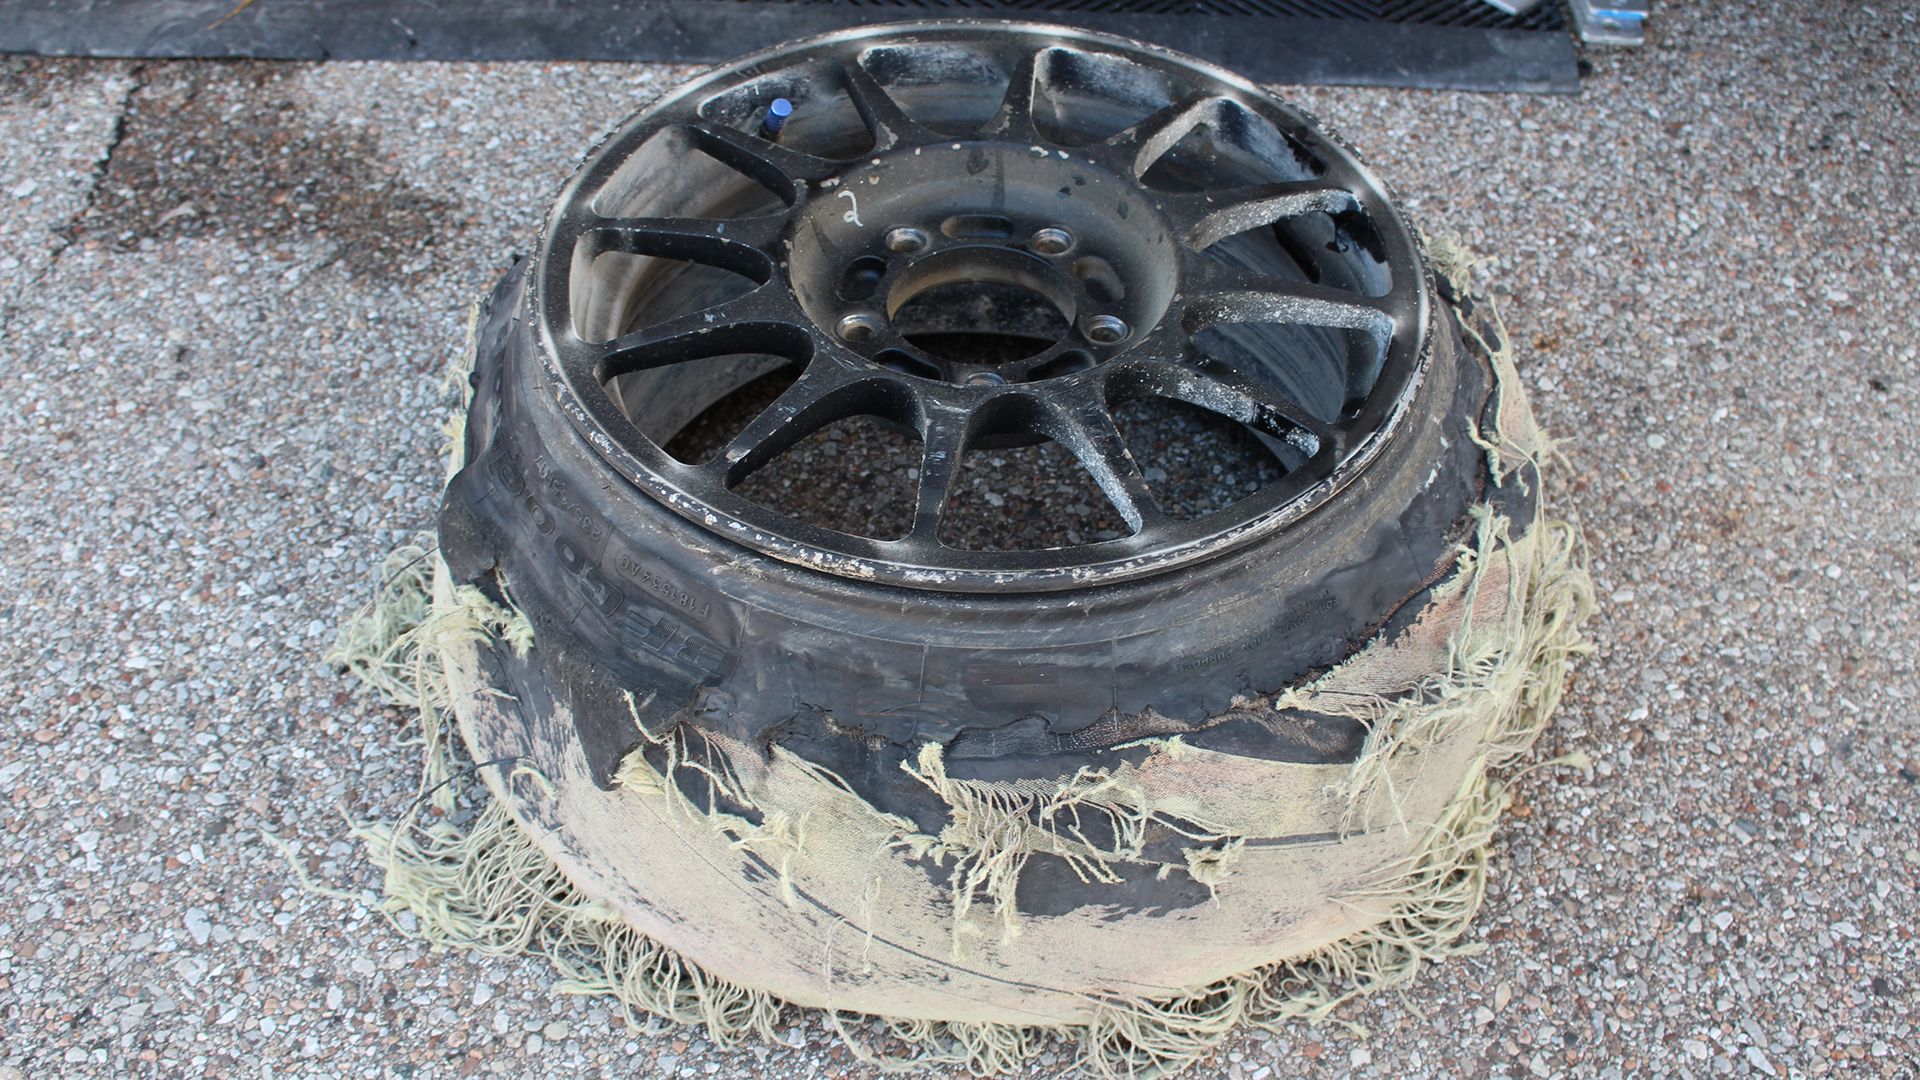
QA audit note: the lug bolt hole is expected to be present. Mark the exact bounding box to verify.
[1082,315,1129,345]
[1030,227,1074,256]
[963,371,1007,387]
[886,227,929,254]
[838,314,884,343]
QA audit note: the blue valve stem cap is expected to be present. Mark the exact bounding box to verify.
[763,97,794,135]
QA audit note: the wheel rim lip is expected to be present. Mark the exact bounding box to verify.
[529,20,1434,594]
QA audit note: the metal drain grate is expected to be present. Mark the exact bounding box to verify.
[0,0,1577,92]
[772,0,1563,32]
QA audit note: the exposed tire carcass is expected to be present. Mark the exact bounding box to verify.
[417,20,1591,1048]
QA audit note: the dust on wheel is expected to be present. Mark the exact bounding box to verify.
[423,19,1589,1050]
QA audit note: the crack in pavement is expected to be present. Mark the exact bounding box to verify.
[0,62,145,339]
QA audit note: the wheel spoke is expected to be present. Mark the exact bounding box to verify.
[1105,91,1223,180]
[582,215,783,283]
[982,48,1041,140]
[839,61,933,151]
[1118,356,1331,457]
[1159,181,1360,251]
[683,121,842,199]
[1181,259,1395,350]
[908,400,971,543]
[1051,395,1163,534]
[698,362,875,487]
[595,284,813,382]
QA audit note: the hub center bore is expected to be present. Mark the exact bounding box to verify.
[884,245,1077,374]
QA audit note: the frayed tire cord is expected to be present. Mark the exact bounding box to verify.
[324,547,1584,1079]
[317,480,1591,1077]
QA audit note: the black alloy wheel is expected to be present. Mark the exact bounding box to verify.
[440,21,1519,828]
[537,24,1429,591]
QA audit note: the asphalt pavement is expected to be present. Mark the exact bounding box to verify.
[0,2,1914,1077]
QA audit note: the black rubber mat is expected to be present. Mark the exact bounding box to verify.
[0,0,1578,92]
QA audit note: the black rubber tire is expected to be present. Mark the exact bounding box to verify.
[441,256,1503,780]
[435,24,1528,858]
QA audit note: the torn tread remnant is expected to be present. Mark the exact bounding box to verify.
[325,24,1596,1079]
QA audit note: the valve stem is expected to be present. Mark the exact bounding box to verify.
[761,98,794,140]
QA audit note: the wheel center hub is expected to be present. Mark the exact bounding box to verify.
[786,140,1176,384]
